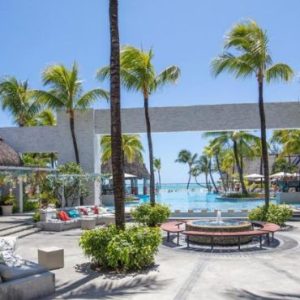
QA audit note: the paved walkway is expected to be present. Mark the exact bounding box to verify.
[16,222,300,300]
[0,213,33,230]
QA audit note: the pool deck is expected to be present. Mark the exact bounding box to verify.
[14,221,300,300]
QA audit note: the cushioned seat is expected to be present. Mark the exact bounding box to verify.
[0,260,47,282]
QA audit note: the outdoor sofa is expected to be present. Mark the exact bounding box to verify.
[37,205,115,232]
[0,237,55,300]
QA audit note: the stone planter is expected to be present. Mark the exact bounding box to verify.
[1,205,13,216]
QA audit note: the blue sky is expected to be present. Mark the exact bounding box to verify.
[0,0,300,182]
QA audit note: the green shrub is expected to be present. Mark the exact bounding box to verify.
[1,194,16,206]
[79,225,161,271]
[132,203,171,227]
[249,204,292,226]
[33,210,41,222]
[24,199,39,212]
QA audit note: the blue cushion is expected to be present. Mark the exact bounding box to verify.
[67,209,80,218]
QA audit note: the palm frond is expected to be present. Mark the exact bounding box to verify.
[155,66,181,88]
[266,63,294,83]
[77,88,109,109]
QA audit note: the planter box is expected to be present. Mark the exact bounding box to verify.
[1,205,13,216]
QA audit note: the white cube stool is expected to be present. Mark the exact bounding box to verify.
[81,217,96,230]
[38,246,64,270]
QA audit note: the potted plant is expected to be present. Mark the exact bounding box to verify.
[1,193,16,216]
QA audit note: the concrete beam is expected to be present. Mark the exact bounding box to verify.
[95,102,300,134]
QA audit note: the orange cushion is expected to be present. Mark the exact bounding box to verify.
[58,211,71,221]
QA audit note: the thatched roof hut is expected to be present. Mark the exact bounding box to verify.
[0,137,22,166]
[101,160,150,179]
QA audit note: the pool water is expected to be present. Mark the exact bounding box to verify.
[137,189,279,211]
[191,220,249,227]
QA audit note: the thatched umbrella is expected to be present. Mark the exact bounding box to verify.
[0,137,22,166]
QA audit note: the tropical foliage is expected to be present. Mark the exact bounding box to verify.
[101,134,143,163]
[175,150,198,189]
[249,204,292,226]
[153,158,162,187]
[80,225,161,271]
[98,46,180,205]
[212,20,294,206]
[0,77,41,127]
[33,62,109,164]
[132,203,171,227]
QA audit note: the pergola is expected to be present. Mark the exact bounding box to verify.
[0,102,299,205]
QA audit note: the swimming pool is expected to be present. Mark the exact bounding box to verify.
[137,190,279,211]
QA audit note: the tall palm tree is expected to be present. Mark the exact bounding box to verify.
[175,150,197,189]
[108,0,125,229]
[153,158,162,187]
[0,77,41,126]
[33,63,108,164]
[98,46,180,205]
[205,131,260,195]
[212,20,294,206]
[101,134,144,163]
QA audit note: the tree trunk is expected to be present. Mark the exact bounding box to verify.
[215,154,226,192]
[158,170,161,188]
[205,172,210,191]
[69,110,80,164]
[187,165,192,189]
[109,0,125,229]
[233,140,248,195]
[258,78,270,207]
[208,159,218,193]
[144,94,155,205]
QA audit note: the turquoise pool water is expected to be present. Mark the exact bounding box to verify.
[123,183,280,212]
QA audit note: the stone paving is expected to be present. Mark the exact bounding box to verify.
[15,222,300,300]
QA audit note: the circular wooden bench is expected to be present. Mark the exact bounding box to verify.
[160,221,185,245]
[182,230,269,251]
[251,221,280,242]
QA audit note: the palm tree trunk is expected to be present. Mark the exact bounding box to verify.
[205,172,210,191]
[233,140,248,195]
[215,154,227,191]
[144,94,155,205]
[69,110,80,164]
[258,78,270,207]
[208,159,218,193]
[187,167,192,189]
[158,170,161,188]
[109,0,125,229]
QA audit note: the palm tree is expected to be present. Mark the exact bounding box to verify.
[212,20,294,206]
[205,131,260,195]
[33,63,108,164]
[108,0,125,229]
[25,109,58,167]
[203,146,219,193]
[0,77,41,126]
[207,139,227,192]
[153,158,162,187]
[175,150,197,189]
[197,155,211,191]
[101,134,144,163]
[98,46,180,205]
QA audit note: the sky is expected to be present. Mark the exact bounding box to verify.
[0,0,300,183]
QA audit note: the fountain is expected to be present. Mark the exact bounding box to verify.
[185,210,252,246]
[215,210,223,224]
